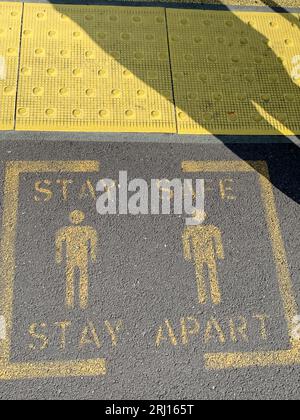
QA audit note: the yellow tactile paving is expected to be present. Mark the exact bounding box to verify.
[16,4,176,133]
[167,9,300,135]
[0,2,22,130]
[4,3,300,135]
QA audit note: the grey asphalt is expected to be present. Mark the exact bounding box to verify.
[0,131,299,400]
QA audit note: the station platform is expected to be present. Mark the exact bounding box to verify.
[1,1,300,135]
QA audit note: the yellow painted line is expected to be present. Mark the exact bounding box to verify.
[16,4,176,133]
[0,2,22,130]
[168,9,300,135]
[0,161,106,380]
[0,359,106,380]
[183,160,299,369]
[257,162,298,337]
[205,348,300,370]
[182,160,260,172]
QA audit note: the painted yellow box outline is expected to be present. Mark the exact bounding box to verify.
[182,160,300,369]
[1,159,298,378]
[0,160,106,380]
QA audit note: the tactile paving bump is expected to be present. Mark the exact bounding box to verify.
[0,3,22,130]
[16,4,176,133]
[167,10,300,135]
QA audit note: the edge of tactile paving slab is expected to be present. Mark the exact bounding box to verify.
[177,126,298,135]
[15,124,177,134]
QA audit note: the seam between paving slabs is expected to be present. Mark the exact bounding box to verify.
[164,7,179,133]
[13,2,25,130]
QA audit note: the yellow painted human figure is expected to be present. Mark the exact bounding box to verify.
[56,210,97,310]
[183,223,224,305]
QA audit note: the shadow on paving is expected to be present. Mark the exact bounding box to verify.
[46,0,300,205]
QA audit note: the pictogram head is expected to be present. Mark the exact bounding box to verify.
[69,210,85,225]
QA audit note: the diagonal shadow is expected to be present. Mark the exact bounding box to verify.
[45,0,300,205]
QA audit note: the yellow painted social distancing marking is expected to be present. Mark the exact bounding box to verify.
[56,210,98,310]
[183,224,224,306]
[183,160,300,369]
[0,159,300,378]
[0,161,107,380]
[16,4,176,132]
[0,2,22,130]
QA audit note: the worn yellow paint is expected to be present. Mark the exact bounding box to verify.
[182,160,258,173]
[0,161,107,380]
[56,210,98,310]
[183,224,224,305]
[257,161,298,335]
[0,2,23,130]
[205,348,300,370]
[182,160,299,369]
[16,3,176,133]
[0,359,106,380]
[168,9,300,135]
[156,320,178,347]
